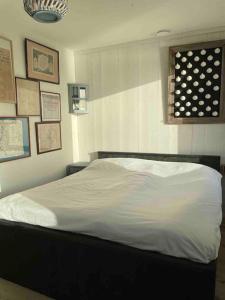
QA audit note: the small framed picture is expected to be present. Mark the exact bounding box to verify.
[16,77,40,116]
[25,39,60,84]
[0,117,30,163]
[35,122,62,154]
[0,36,16,103]
[40,91,61,122]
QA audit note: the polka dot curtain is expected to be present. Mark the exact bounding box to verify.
[168,41,225,124]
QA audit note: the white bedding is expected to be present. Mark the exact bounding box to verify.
[0,158,222,263]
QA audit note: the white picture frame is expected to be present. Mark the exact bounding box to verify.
[16,77,40,116]
[40,91,61,122]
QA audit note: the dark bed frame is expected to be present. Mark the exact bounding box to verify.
[0,152,221,300]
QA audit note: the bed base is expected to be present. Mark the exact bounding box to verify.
[0,219,216,300]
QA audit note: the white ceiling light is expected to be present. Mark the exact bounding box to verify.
[23,0,68,23]
[156,30,171,37]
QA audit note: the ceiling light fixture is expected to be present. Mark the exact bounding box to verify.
[23,0,68,23]
[156,30,171,37]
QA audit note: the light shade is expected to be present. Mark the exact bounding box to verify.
[23,0,68,23]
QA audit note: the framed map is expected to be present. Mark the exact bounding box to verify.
[35,122,62,154]
[0,36,16,103]
[41,91,61,121]
[16,77,40,116]
[0,117,30,163]
[25,39,59,84]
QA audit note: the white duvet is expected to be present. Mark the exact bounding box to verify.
[0,158,222,263]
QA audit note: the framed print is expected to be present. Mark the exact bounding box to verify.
[41,91,61,122]
[0,36,16,103]
[0,117,30,163]
[16,77,40,116]
[25,39,60,84]
[168,40,225,124]
[35,122,62,154]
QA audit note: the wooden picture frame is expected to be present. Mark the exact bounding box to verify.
[168,40,225,124]
[35,122,62,154]
[16,77,40,116]
[0,36,16,103]
[40,91,61,122]
[25,39,60,84]
[0,117,30,163]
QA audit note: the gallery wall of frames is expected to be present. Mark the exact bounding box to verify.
[0,36,62,163]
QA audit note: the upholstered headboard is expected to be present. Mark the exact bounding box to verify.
[97,151,221,172]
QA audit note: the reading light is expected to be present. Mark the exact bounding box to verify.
[23,0,68,23]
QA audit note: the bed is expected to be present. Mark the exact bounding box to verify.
[0,151,222,300]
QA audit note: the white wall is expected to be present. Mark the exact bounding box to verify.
[74,30,225,163]
[0,31,78,197]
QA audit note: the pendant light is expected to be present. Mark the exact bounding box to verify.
[23,0,68,23]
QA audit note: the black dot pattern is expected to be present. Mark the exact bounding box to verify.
[174,47,222,118]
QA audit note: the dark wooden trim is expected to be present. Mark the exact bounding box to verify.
[35,121,62,155]
[25,38,60,85]
[40,91,61,122]
[167,39,225,124]
[0,117,31,163]
[15,77,41,117]
[97,151,221,172]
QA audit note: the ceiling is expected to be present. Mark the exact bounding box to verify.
[1,0,225,51]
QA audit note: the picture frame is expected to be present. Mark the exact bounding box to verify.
[16,77,40,116]
[25,39,60,84]
[0,36,16,103]
[35,122,62,154]
[0,117,30,163]
[40,91,61,122]
[168,40,225,124]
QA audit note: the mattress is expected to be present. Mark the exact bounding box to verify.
[0,158,222,263]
